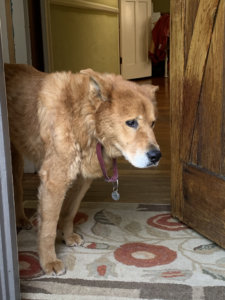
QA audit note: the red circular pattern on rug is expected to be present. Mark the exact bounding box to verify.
[114,243,177,267]
[19,251,44,279]
[73,212,88,225]
[97,265,107,276]
[147,213,188,231]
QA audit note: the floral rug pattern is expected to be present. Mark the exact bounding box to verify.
[18,202,225,299]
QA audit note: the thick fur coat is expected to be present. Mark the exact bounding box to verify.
[5,64,161,275]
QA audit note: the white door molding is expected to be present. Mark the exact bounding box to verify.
[120,0,152,79]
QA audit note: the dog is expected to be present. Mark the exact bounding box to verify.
[5,64,161,275]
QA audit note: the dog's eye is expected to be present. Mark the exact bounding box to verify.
[151,121,155,128]
[126,119,138,129]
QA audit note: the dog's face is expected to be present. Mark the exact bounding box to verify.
[111,85,161,168]
[82,69,161,168]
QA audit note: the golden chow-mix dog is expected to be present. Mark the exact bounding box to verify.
[5,64,161,275]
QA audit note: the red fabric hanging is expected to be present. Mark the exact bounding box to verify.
[149,14,170,65]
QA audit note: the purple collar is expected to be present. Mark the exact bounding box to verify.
[96,142,118,182]
[96,142,120,201]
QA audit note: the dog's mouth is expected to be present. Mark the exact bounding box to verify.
[147,160,160,167]
[114,143,161,169]
[122,151,161,169]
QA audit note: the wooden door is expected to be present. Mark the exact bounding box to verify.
[170,0,225,248]
[120,0,152,79]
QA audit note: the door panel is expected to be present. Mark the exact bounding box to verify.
[183,166,225,246]
[120,0,152,79]
[197,0,224,173]
[181,0,220,162]
[184,0,200,66]
[171,0,225,248]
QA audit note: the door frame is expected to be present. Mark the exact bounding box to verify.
[170,0,184,218]
[0,28,20,300]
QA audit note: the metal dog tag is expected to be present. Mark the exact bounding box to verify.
[111,180,120,201]
[112,190,120,201]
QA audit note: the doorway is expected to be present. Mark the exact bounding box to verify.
[22,0,171,208]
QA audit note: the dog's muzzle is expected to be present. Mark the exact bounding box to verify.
[146,148,162,165]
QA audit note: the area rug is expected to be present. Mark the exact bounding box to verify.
[18,202,225,299]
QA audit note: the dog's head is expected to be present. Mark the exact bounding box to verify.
[81,69,161,168]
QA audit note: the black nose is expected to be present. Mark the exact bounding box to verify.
[147,149,162,164]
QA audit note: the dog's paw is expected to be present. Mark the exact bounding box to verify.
[64,233,84,247]
[17,217,32,230]
[43,259,66,276]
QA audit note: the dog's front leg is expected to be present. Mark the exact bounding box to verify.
[38,161,74,275]
[59,177,92,246]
